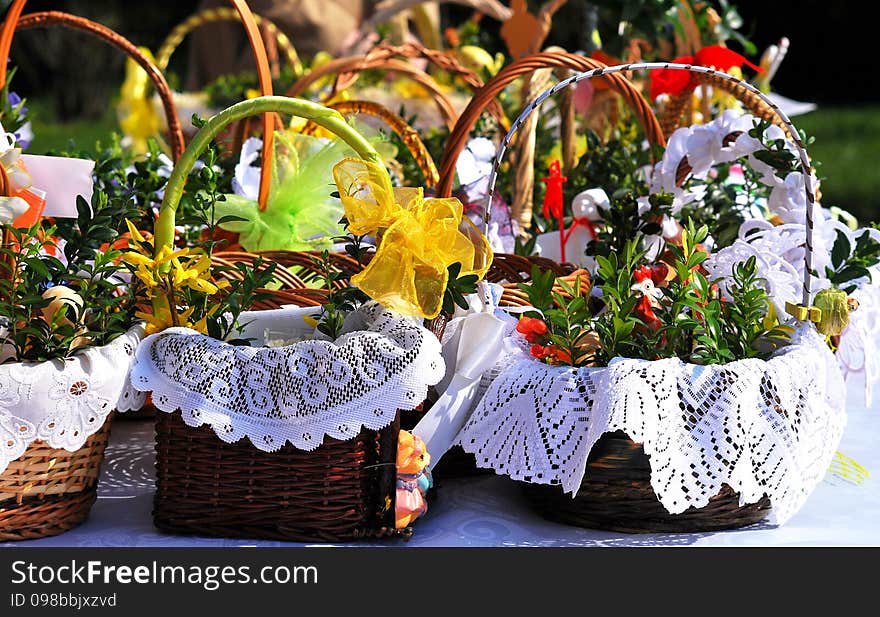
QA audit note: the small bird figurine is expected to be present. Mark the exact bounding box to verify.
[813,288,856,337]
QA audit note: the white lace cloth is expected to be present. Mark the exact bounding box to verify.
[456,324,847,524]
[131,303,444,452]
[0,326,146,475]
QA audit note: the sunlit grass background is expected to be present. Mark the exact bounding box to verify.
[25,98,880,225]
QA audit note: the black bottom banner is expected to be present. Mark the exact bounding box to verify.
[0,546,874,613]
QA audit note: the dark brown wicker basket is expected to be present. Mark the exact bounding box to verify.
[154,411,402,542]
[0,418,113,541]
[143,95,438,542]
[522,431,771,533]
[470,63,795,533]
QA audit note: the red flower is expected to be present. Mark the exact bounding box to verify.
[530,344,572,365]
[517,316,549,344]
[650,45,763,100]
[633,264,669,286]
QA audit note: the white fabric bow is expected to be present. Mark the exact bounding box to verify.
[413,281,510,463]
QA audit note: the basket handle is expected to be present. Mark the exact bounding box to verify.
[155,5,303,79]
[0,6,186,161]
[484,62,817,311]
[300,99,439,187]
[436,51,667,198]
[154,96,381,256]
[286,53,462,130]
[659,72,793,138]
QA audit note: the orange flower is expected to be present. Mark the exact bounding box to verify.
[530,343,572,365]
[517,316,549,343]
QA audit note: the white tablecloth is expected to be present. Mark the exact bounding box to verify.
[4,389,878,547]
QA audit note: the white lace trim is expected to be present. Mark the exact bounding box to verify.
[130,303,444,452]
[0,326,146,474]
[456,324,846,524]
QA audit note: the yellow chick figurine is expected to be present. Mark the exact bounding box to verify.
[395,430,432,529]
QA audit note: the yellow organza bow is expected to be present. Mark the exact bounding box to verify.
[333,158,493,319]
[117,48,163,155]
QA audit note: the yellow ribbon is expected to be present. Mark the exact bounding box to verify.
[332,158,493,319]
[117,48,163,155]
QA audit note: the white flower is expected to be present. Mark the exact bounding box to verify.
[836,270,880,404]
[767,170,818,224]
[684,111,757,178]
[705,221,809,316]
[456,137,496,187]
[232,137,264,202]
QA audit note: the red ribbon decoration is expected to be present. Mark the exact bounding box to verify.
[650,45,764,100]
[542,159,568,262]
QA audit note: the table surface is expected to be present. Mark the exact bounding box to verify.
[5,390,879,548]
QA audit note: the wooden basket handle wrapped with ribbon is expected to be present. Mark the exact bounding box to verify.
[154,95,381,275]
[436,51,666,252]
[155,5,303,79]
[484,62,819,316]
[0,4,186,161]
[286,41,505,130]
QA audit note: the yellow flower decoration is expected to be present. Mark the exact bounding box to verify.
[332,159,493,319]
[455,46,505,77]
[123,221,229,334]
[117,48,163,155]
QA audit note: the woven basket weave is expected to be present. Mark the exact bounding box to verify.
[0,418,112,541]
[480,62,821,532]
[148,95,434,542]
[0,0,183,539]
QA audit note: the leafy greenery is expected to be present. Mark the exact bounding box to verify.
[0,67,30,139]
[826,228,880,294]
[312,249,367,341]
[516,220,789,368]
[592,239,647,363]
[587,190,672,258]
[441,262,480,316]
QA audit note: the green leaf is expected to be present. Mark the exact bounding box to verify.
[831,231,852,270]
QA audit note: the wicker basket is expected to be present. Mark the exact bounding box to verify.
[436,51,667,238]
[0,419,112,542]
[473,62,825,532]
[3,7,186,162]
[0,2,174,538]
[146,95,437,542]
[521,431,772,533]
[5,6,189,424]
[658,71,793,139]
